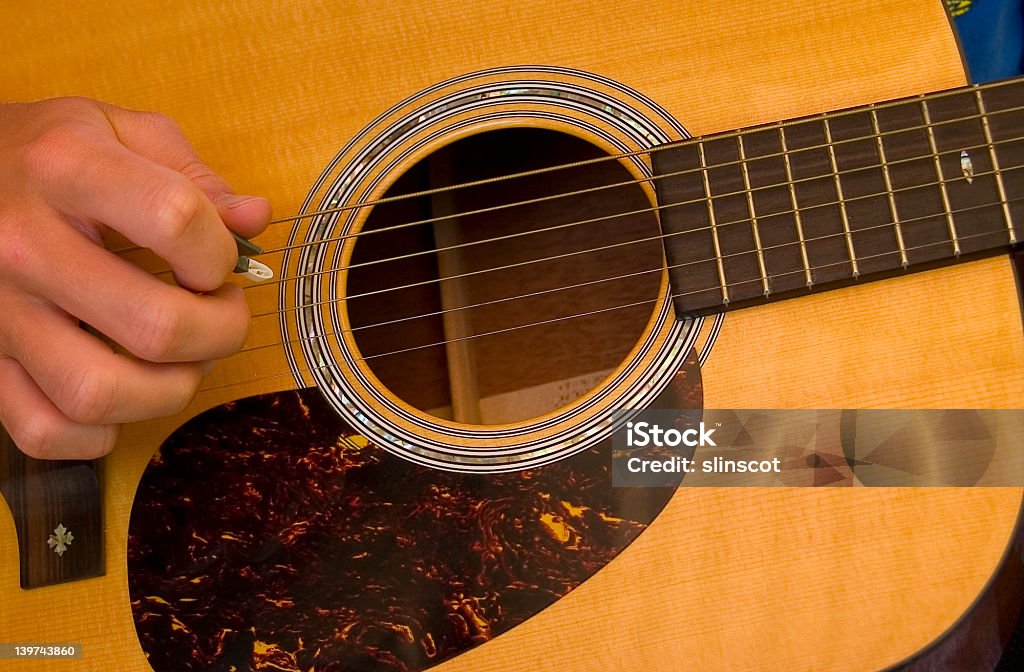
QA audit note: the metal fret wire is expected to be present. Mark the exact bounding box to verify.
[777,126,814,287]
[976,89,1017,244]
[735,134,771,296]
[869,107,909,267]
[920,98,962,256]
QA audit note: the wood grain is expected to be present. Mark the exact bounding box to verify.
[1,1,1021,671]
[0,429,103,589]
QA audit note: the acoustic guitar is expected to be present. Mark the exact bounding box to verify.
[2,1,1024,670]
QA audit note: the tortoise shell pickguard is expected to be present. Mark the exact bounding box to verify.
[127,353,701,672]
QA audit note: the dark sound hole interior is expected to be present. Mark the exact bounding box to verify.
[347,128,663,424]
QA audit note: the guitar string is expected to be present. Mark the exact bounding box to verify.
[156,104,1024,275]
[214,193,1024,373]
[230,196,1015,364]
[237,161,1015,331]
[254,102,1024,256]
[196,221,1021,397]
[241,163,1021,334]
[365,225,1010,362]
[245,149,1023,307]
[104,81,1024,387]
[249,77,1024,232]
[107,159,1024,368]
[147,132,1024,298]
[110,91,1024,260]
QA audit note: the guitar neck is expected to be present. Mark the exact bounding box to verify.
[655,76,1024,316]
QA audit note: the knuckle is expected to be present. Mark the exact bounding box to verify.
[0,220,39,276]
[147,177,202,248]
[6,98,102,184]
[131,300,186,361]
[18,123,87,184]
[57,365,117,425]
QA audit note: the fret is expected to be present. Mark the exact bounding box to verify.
[919,98,961,256]
[697,142,730,307]
[651,77,1024,318]
[869,107,909,267]
[735,135,771,296]
[735,128,807,297]
[923,88,1008,256]
[981,80,1024,240]
[872,100,952,266]
[825,110,900,276]
[980,80,1024,242]
[975,88,1016,243]
[822,118,859,277]
[701,137,765,305]
[649,139,732,316]
[784,119,855,286]
[777,126,814,288]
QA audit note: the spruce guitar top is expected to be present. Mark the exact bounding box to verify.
[2,2,1023,670]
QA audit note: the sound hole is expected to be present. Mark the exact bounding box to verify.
[347,128,663,424]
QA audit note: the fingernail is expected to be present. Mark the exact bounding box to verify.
[216,193,264,210]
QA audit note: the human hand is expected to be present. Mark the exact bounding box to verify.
[0,97,271,459]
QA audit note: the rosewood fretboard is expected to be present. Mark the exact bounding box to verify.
[653,77,1024,317]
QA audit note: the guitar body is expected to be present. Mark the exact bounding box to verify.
[3,1,1024,670]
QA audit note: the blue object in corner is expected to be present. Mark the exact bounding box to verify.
[948,0,1024,82]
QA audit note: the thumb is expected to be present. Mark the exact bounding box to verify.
[211,192,273,240]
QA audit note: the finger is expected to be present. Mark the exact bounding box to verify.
[26,131,237,291]
[0,357,117,460]
[98,105,271,238]
[214,193,273,240]
[7,211,250,363]
[0,294,207,425]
